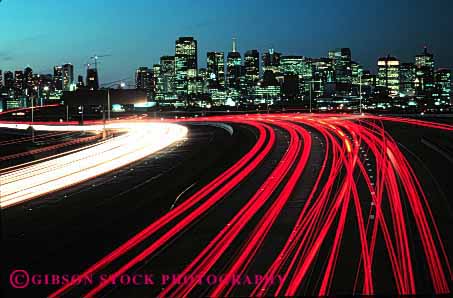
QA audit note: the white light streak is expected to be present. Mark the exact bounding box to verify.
[0,122,188,208]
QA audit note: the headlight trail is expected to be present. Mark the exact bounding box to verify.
[13,113,451,297]
[0,122,188,209]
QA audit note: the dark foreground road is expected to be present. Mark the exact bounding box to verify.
[1,114,453,298]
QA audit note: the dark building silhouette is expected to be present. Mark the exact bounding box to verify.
[86,68,99,90]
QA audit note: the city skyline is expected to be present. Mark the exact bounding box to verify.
[1,0,453,84]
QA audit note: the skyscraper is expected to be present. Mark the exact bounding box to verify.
[53,66,63,91]
[175,37,197,96]
[135,67,154,99]
[377,55,400,96]
[207,52,225,88]
[415,47,435,97]
[227,38,242,91]
[0,70,3,88]
[435,68,451,104]
[77,75,85,88]
[329,48,352,84]
[399,63,416,97]
[86,68,99,91]
[312,58,334,97]
[279,56,306,98]
[244,50,260,93]
[262,48,281,74]
[135,67,153,90]
[4,71,14,90]
[62,63,74,91]
[160,55,176,95]
[14,70,24,92]
[24,67,34,96]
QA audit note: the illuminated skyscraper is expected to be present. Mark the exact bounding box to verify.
[24,67,34,96]
[244,50,260,92]
[207,51,225,88]
[328,48,352,84]
[14,70,24,92]
[351,61,363,85]
[175,37,197,96]
[227,38,242,91]
[435,68,451,104]
[312,58,334,97]
[377,55,400,96]
[62,63,74,91]
[279,56,306,98]
[415,47,435,97]
[135,67,153,90]
[0,70,3,88]
[4,71,14,89]
[262,48,281,74]
[399,63,416,97]
[86,68,99,91]
[135,67,154,98]
[53,66,63,91]
[160,56,176,96]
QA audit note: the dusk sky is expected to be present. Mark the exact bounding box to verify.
[1,0,452,85]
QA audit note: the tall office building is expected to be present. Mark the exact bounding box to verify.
[207,51,225,88]
[415,47,435,97]
[227,38,242,91]
[262,48,281,74]
[244,50,260,92]
[0,70,3,88]
[53,66,63,91]
[279,56,308,98]
[435,69,451,103]
[160,55,176,95]
[152,64,162,98]
[312,58,334,97]
[86,68,99,90]
[62,63,74,91]
[135,67,154,99]
[135,67,153,90]
[175,37,197,95]
[377,55,400,96]
[77,75,85,88]
[4,71,14,89]
[329,48,352,84]
[351,61,363,85]
[399,63,416,97]
[14,70,24,92]
[24,67,34,96]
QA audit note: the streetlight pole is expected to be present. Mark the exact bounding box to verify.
[31,87,38,143]
[66,105,69,122]
[107,88,111,121]
[309,81,312,113]
[359,74,363,114]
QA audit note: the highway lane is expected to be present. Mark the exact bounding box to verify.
[2,114,453,297]
[1,123,258,298]
[69,114,452,298]
[0,122,188,208]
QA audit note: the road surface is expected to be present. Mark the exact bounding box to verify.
[1,114,452,297]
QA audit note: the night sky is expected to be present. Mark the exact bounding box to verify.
[1,0,452,85]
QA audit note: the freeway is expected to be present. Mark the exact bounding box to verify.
[1,113,453,297]
[0,122,187,208]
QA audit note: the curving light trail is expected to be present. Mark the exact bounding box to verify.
[0,122,188,209]
[4,113,450,297]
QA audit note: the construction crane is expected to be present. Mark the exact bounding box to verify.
[89,54,111,70]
